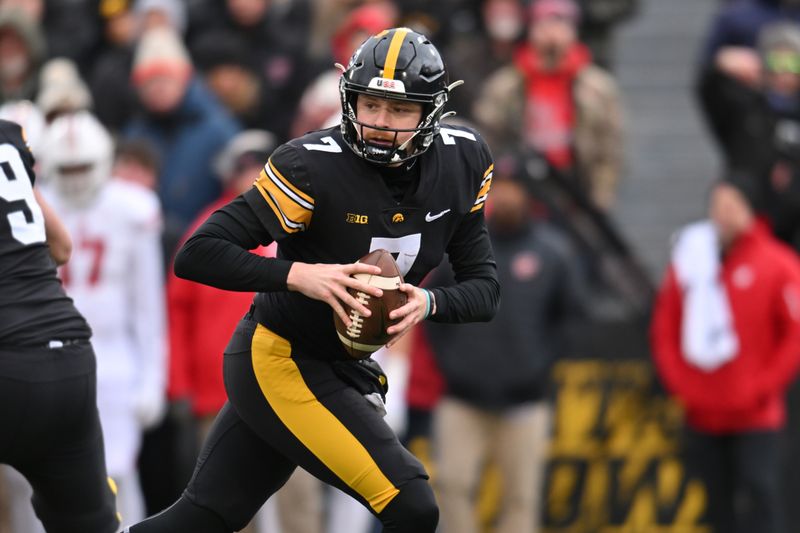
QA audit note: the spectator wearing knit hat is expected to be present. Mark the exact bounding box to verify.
[36,57,92,122]
[473,0,624,212]
[123,26,240,262]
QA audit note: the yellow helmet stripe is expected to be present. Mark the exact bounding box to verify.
[382,28,409,80]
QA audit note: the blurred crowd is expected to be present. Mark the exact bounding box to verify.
[2,0,800,531]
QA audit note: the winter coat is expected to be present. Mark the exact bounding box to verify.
[426,222,583,410]
[473,45,623,210]
[123,77,240,255]
[167,194,275,416]
[651,222,800,433]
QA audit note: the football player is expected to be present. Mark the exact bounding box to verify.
[37,111,166,528]
[0,118,119,532]
[126,28,499,533]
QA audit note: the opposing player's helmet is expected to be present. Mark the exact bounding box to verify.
[339,27,461,165]
[40,111,113,208]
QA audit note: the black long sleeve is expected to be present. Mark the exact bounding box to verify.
[428,212,500,323]
[173,195,293,292]
[696,66,759,158]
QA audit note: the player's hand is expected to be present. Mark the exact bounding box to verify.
[715,46,762,88]
[287,262,383,326]
[386,283,428,347]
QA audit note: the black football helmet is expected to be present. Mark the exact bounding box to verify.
[339,27,461,165]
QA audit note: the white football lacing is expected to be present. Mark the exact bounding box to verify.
[346,291,371,338]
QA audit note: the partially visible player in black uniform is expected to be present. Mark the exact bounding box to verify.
[126,28,500,533]
[0,119,119,532]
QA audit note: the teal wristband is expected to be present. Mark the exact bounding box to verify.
[422,289,431,319]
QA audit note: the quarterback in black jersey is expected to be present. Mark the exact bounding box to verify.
[0,119,119,532]
[127,28,499,533]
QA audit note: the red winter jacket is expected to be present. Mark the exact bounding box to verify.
[651,223,800,433]
[167,193,275,416]
[406,326,445,411]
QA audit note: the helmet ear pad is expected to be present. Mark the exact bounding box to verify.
[339,28,451,165]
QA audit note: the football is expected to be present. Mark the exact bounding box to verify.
[333,249,408,359]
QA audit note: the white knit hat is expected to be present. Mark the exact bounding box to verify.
[214,130,277,183]
[131,26,191,86]
[36,58,93,118]
[135,0,186,34]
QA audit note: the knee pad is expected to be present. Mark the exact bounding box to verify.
[378,478,439,533]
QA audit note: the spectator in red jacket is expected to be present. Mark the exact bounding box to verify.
[651,179,800,533]
[167,129,277,437]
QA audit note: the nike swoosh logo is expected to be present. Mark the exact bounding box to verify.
[425,209,451,222]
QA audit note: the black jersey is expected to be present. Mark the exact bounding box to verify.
[242,125,496,360]
[0,120,90,347]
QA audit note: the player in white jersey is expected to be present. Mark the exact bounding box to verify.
[40,111,167,528]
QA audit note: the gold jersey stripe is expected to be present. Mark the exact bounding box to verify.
[254,182,298,233]
[268,158,315,207]
[264,163,314,211]
[474,171,493,204]
[254,178,304,234]
[250,325,400,513]
[382,28,409,80]
[471,166,493,213]
[255,169,312,232]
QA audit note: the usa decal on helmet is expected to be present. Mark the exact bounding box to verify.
[367,78,406,94]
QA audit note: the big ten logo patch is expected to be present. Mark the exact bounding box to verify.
[346,213,368,224]
[543,360,709,533]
